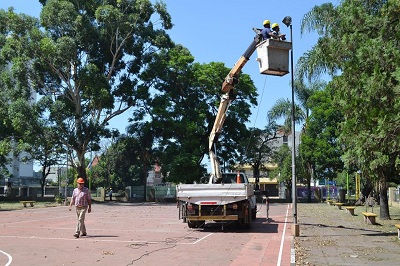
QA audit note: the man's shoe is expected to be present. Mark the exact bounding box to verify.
[81,233,87,236]
[74,233,79,238]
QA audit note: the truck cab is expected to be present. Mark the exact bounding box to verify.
[216,172,249,184]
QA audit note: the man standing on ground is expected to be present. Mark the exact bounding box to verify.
[69,177,92,238]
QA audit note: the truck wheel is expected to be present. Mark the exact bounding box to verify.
[237,217,251,229]
[237,205,252,229]
[197,221,205,228]
[246,206,253,229]
[188,220,197,228]
[252,208,257,220]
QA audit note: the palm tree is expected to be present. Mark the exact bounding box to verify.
[296,3,339,82]
[268,79,325,202]
[268,79,324,133]
[296,0,397,217]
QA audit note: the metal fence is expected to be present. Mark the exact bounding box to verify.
[126,185,176,202]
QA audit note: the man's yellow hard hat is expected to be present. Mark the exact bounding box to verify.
[272,23,279,29]
[263,20,270,26]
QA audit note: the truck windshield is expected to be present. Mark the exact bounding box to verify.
[216,173,245,184]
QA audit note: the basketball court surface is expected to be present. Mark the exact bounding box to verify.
[0,202,294,265]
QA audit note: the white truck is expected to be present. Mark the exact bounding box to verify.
[177,28,291,229]
[176,29,264,229]
[177,172,257,228]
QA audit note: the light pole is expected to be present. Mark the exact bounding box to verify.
[64,146,69,206]
[282,15,299,236]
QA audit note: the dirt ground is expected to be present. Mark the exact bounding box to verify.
[294,202,400,266]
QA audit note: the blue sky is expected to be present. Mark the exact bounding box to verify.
[1,0,336,131]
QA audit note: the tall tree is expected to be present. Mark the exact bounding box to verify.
[8,97,64,197]
[300,87,344,193]
[300,0,399,219]
[269,78,323,201]
[1,1,173,184]
[0,9,40,178]
[126,122,154,201]
[140,44,258,183]
[271,144,293,200]
[239,121,281,185]
[267,98,304,134]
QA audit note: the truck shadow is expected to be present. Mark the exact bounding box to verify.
[299,222,397,237]
[196,218,279,233]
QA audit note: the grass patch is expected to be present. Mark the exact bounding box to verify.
[0,201,60,210]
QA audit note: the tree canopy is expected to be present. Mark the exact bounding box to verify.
[0,1,262,188]
[299,0,400,218]
[0,0,174,183]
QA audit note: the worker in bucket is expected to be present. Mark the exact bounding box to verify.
[271,23,286,41]
[69,177,92,238]
[261,20,273,40]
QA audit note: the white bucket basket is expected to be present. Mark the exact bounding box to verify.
[256,39,292,76]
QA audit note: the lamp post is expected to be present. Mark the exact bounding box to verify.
[282,15,299,236]
[65,146,69,206]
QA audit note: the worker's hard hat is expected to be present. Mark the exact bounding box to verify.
[272,23,279,29]
[77,177,85,184]
[263,20,270,26]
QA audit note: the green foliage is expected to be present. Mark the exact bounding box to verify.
[271,145,292,185]
[138,44,257,184]
[0,1,260,188]
[0,0,174,183]
[300,0,400,217]
[300,87,344,181]
[239,121,281,177]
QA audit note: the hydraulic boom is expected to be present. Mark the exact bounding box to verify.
[208,28,263,184]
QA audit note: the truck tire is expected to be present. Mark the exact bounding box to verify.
[197,221,205,228]
[237,205,252,229]
[188,220,204,228]
[188,220,197,228]
[252,207,257,220]
[246,206,253,229]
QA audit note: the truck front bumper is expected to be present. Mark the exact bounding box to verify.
[187,215,238,221]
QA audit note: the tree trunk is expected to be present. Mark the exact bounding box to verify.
[253,166,260,191]
[78,165,87,184]
[40,167,49,197]
[286,182,292,202]
[307,178,312,202]
[40,179,45,197]
[76,149,88,184]
[355,182,373,206]
[305,163,313,203]
[253,167,260,178]
[142,168,148,202]
[379,181,390,220]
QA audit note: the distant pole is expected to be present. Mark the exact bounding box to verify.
[58,166,61,197]
[89,148,92,191]
[289,23,297,228]
[327,180,330,199]
[65,146,69,205]
[356,171,361,200]
[346,172,349,202]
[282,15,298,236]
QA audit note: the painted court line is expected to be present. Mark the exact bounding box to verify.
[0,215,71,225]
[0,249,12,266]
[191,233,213,244]
[277,204,290,266]
[0,233,213,245]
